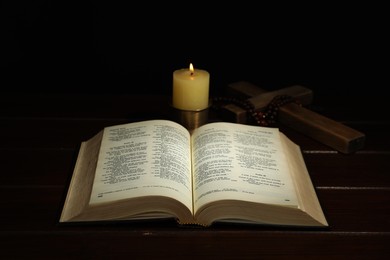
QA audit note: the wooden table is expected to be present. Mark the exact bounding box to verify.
[1,92,389,259]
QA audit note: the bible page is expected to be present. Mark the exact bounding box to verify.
[191,122,298,212]
[89,120,193,212]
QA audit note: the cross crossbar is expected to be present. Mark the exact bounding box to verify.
[220,81,365,153]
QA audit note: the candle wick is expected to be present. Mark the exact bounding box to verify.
[190,72,194,76]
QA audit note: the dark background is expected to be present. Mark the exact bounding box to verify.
[1,1,387,99]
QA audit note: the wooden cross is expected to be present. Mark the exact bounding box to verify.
[218,81,365,154]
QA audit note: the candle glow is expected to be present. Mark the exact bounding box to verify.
[172,63,210,111]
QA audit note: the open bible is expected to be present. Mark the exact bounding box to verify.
[60,119,328,227]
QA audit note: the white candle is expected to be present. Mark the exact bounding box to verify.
[172,63,210,111]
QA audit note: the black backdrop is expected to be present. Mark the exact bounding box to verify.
[2,1,387,99]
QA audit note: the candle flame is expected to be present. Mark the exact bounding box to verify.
[189,63,194,76]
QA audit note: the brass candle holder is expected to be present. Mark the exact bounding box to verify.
[170,101,211,133]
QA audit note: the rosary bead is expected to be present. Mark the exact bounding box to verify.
[212,95,299,127]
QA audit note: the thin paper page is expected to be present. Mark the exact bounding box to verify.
[191,122,298,212]
[89,120,193,212]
